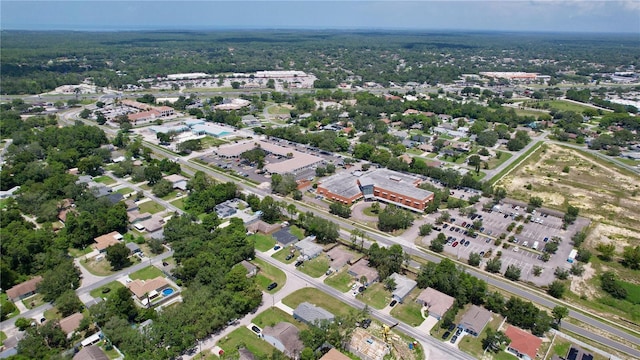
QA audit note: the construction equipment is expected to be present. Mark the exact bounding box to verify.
[382,322,399,344]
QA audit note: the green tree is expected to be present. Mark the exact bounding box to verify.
[485,258,502,273]
[144,165,162,185]
[38,261,81,302]
[329,202,352,218]
[504,264,521,281]
[55,290,83,317]
[105,242,132,271]
[596,243,616,261]
[547,280,566,299]
[468,252,481,267]
[1,300,18,321]
[482,328,510,353]
[418,223,433,236]
[552,306,569,325]
[15,317,32,330]
[622,245,640,269]
[600,271,627,299]
[377,205,413,232]
[79,108,92,119]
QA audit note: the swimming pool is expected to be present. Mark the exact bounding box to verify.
[162,288,174,296]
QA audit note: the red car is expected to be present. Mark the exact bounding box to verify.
[452,241,459,247]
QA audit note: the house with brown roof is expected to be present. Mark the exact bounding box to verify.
[73,345,109,360]
[326,247,353,272]
[6,276,43,302]
[320,348,351,360]
[505,325,542,360]
[261,322,304,359]
[60,313,84,338]
[416,287,455,320]
[458,305,492,337]
[93,231,123,252]
[348,261,379,286]
[127,276,170,306]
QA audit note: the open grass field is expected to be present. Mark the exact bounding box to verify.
[298,256,330,278]
[252,258,286,292]
[248,234,276,252]
[389,289,425,327]
[252,307,307,331]
[116,187,134,195]
[272,247,298,264]
[81,257,116,276]
[0,331,6,345]
[129,266,163,280]
[217,327,279,359]
[137,201,165,214]
[524,99,595,113]
[282,288,354,318]
[93,175,116,185]
[289,225,305,240]
[89,281,125,298]
[23,294,45,309]
[324,269,355,293]
[494,142,640,322]
[359,283,391,309]
[267,104,293,115]
[620,281,640,305]
[486,151,513,170]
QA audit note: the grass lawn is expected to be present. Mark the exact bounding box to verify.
[93,175,117,185]
[620,280,640,304]
[359,283,391,310]
[81,257,116,276]
[138,201,165,214]
[129,266,164,281]
[298,256,330,278]
[267,105,292,115]
[426,152,438,158]
[390,290,425,327]
[289,225,305,240]
[548,336,572,359]
[272,248,298,264]
[486,151,513,170]
[160,190,178,200]
[407,148,423,156]
[116,187,134,194]
[249,234,276,252]
[138,183,151,190]
[494,352,519,360]
[488,141,542,186]
[324,269,355,293]
[44,308,61,321]
[68,246,93,258]
[170,198,186,211]
[23,294,45,309]
[217,327,279,359]
[282,288,354,318]
[512,108,549,118]
[0,331,7,345]
[253,258,286,293]
[200,136,228,149]
[536,100,594,113]
[89,281,126,298]
[252,307,307,331]
[362,206,380,217]
[458,313,504,359]
[618,157,640,167]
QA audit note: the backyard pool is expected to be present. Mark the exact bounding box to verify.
[162,288,174,296]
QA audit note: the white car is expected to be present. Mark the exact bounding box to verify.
[513,246,520,252]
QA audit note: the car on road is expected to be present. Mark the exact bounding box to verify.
[389,300,398,307]
[326,269,333,276]
[267,282,278,291]
[543,237,549,242]
[504,214,509,218]
[442,331,451,339]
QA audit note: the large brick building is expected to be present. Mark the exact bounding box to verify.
[317,168,434,212]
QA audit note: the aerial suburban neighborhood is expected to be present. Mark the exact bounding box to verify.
[0,3,639,360]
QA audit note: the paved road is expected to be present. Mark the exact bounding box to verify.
[144,139,640,356]
[483,133,546,181]
[107,172,185,215]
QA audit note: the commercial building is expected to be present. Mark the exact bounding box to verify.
[416,287,455,320]
[458,305,492,337]
[317,169,434,212]
[505,325,542,360]
[389,273,417,303]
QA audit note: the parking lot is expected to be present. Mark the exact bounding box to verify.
[421,199,588,286]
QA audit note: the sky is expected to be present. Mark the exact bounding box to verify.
[1,1,639,33]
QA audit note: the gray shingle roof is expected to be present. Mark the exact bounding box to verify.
[294,302,335,324]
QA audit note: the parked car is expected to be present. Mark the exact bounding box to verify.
[452,241,459,247]
[285,254,294,261]
[464,240,470,247]
[448,324,456,331]
[267,282,278,291]
[455,328,463,336]
[273,245,281,251]
[450,335,458,343]
[294,260,303,267]
[389,300,398,307]
[251,325,261,334]
[443,224,449,229]
[442,331,451,339]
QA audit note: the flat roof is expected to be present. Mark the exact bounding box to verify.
[317,172,362,199]
[216,140,324,174]
[360,168,433,201]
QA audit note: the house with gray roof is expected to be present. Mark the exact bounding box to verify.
[125,242,142,255]
[458,305,492,337]
[294,302,335,325]
[295,236,323,259]
[389,273,417,303]
[262,322,304,359]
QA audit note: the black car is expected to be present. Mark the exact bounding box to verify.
[361,318,372,329]
[251,325,261,334]
[450,335,458,343]
[442,331,451,339]
[443,224,449,229]
[285,254,294,261]
[267,282,278,291]
[448,324,456,331]
[294,260,303,267]
[455,328,463,336]
[389,300,398,307]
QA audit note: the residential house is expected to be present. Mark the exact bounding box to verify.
[163,174,188,191]
[60,313,84,338]
[125,242,142,255]
[127,276,171,306]
[6,276,43,302]
[261,322,304,359]
[505,325,542,360]
[93,231,123,253]
[295,236,323,259]
[320,348,351,360]
[348,261,379,286]
[141,215,165,233]
[73,345,109,360]
[389,273,417,303]
[293,302,335,325]
[416,287,455,320]
[240,260,258,277]
[458,305,492,337]
[326,247,353,272]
